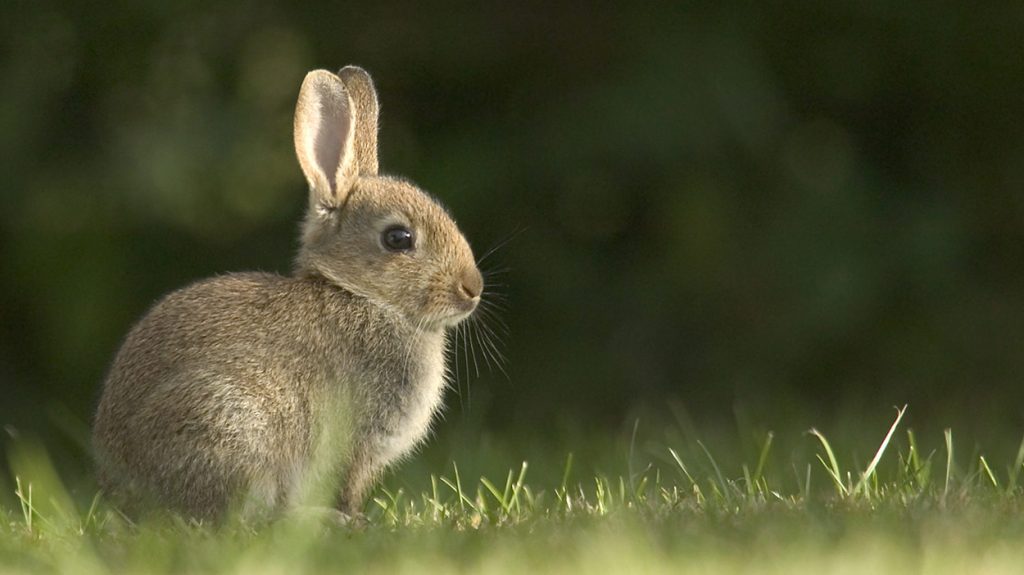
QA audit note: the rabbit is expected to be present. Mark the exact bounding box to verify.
[92,66,484,522]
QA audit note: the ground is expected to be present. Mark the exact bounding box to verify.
[3,410,1024,574]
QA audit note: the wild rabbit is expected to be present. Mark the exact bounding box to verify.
[92,66,483,521]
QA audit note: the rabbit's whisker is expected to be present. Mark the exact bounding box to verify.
[479,299,509,315]
[462,323,468,407]
[475,316,509,381]
[471,318,496,374]
[480,324,508,368]
[461,322,472,405]
[460,323,470,404]
[477,318,508,363]
[447,323,462,409]
[476,305,510,336]
[467,319,481,379]
[481,267,512,278]
[476,227,526,266]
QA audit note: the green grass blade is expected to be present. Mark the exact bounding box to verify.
[944,428,954,502]
[696,440,732,503]
[1008,434,1024,493]
[979,456,999,489]
[752,431,774,488]
[853,404,907,496]
[810,429,847,496]
[667,447,697,487]
[511,461,528,514]
[501,469,514,508]
[480,476,508,512]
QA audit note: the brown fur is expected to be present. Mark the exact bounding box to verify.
[92,67,482,521]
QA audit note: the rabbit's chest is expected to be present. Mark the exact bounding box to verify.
[372,342,447,464]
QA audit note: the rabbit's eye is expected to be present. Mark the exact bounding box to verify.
[382,225,415,252]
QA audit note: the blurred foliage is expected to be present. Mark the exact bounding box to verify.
[2,1,1024,471]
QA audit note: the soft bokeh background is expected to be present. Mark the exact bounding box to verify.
[2,3,1023,486]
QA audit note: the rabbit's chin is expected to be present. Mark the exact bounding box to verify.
[446,310,476,327]
[418,309,475,331]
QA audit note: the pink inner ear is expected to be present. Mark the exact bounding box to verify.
[314,96,351,198]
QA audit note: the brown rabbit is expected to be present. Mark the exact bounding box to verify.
[92,66,483,521]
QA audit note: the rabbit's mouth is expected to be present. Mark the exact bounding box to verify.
[412,305,475,332]
[425,283,480,329]
[435,306,476,329]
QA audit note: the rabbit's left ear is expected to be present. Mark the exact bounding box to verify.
[294,70,358,209]
[339,66,379,176]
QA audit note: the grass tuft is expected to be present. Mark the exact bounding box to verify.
[6,412,1024,573]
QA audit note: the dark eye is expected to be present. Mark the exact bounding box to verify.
[382,225,415,252]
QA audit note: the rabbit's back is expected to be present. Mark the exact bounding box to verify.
[93,273,355,518]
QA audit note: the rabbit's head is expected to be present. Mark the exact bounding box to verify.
[293,67,482,330]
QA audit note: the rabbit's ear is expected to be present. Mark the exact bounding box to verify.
[294,70,358,208]
[338,66,379,176]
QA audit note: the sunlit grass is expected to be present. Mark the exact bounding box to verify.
[5,408,1024,573]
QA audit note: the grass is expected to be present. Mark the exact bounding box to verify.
[5,407,1024,573]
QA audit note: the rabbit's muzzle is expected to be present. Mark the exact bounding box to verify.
[454,266,483,312]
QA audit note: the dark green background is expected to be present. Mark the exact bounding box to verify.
[2,2,1023,469]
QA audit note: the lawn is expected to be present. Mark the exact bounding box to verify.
[4,407,1024,574]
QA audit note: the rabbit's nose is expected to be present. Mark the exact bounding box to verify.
[458,268,483,300]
